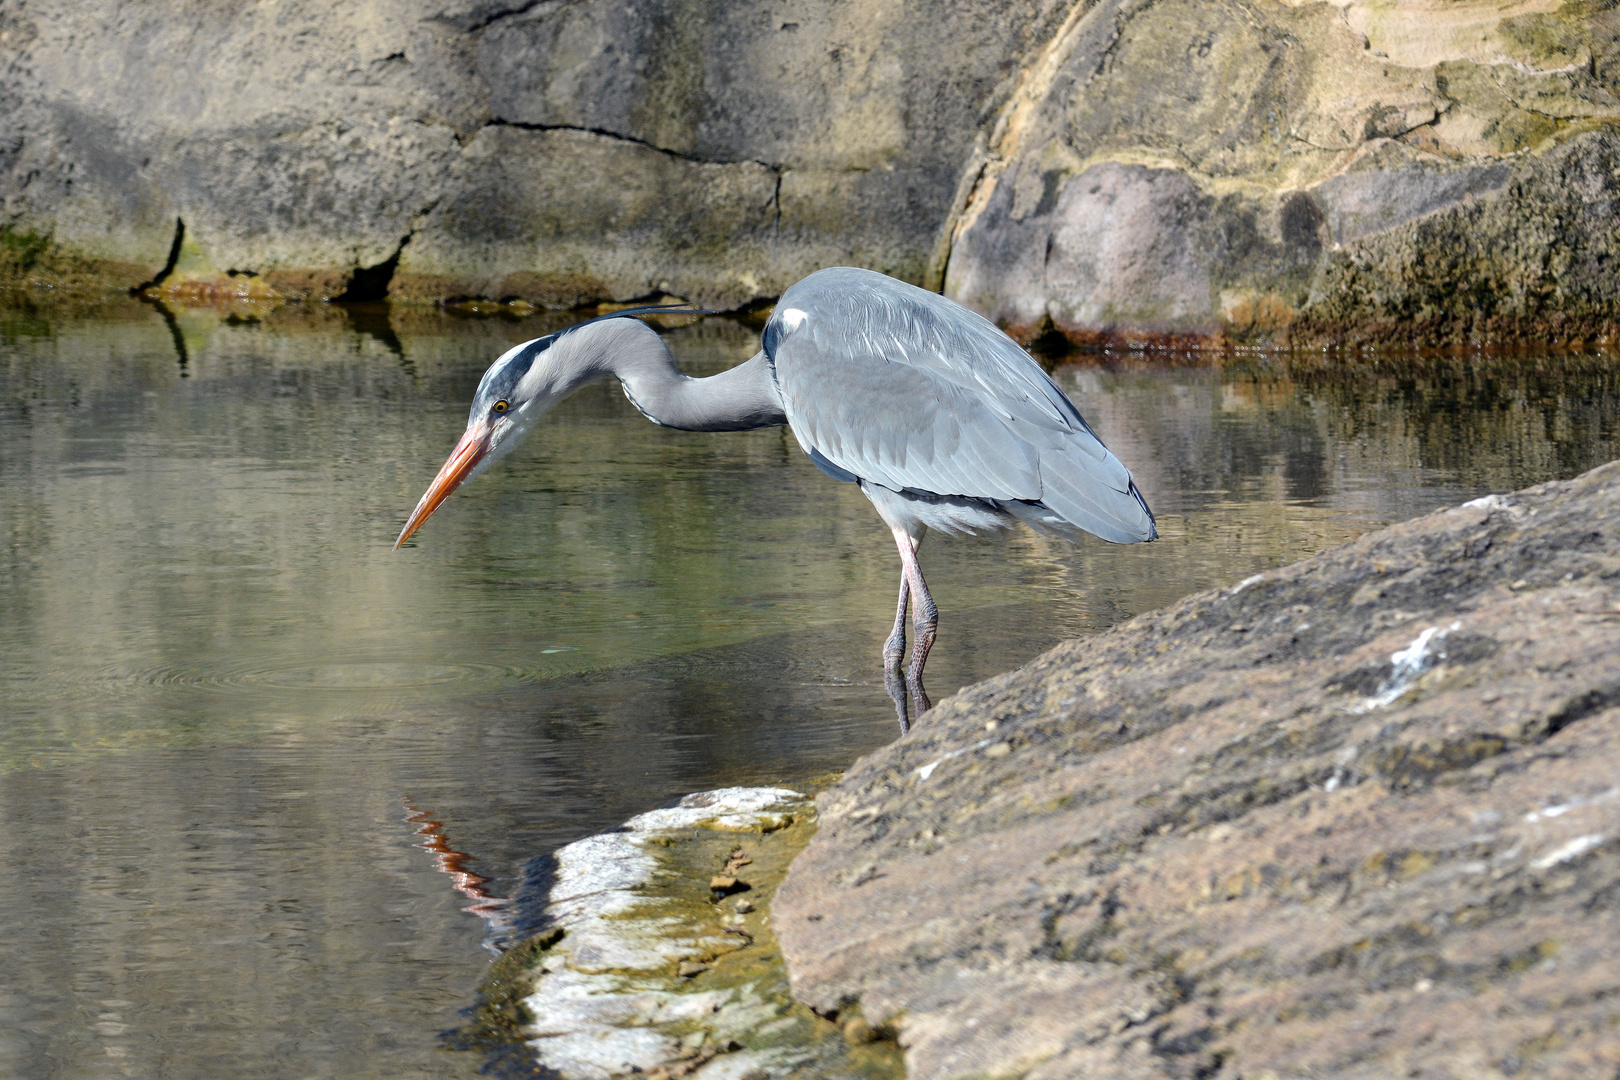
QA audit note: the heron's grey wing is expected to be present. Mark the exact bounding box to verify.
[771,267,1156,543]
[777,344,1044,501]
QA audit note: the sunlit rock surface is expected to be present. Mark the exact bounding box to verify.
[943,0,1620,346]
[469,787,902,1080]
[775,461,1620,1080]
[7,0,1620,340]
[0,0,1058,309]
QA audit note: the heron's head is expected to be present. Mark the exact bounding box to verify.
[394,305,708,549]
[393,333,562,549]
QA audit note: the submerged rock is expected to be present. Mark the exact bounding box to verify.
[464,786,902,1080]
[775,461,1620,1079]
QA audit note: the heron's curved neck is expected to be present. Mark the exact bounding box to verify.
[561,318,787,432]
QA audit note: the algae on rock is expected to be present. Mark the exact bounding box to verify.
[463,787,902,1080]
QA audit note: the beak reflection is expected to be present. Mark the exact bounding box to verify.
[394,421,491,549]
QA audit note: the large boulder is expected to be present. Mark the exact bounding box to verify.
[775,461,1620,1080]
[941,0,1620,345]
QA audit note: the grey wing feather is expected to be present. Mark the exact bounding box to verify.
[770,267,1156,544]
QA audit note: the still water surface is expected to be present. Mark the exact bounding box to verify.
[2,299,1618,1078]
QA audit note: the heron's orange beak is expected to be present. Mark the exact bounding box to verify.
[394,421,492,549]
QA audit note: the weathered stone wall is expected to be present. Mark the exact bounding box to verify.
[5,0,1620,342]
[0,0,1064,308]
[774,461,1620,1080]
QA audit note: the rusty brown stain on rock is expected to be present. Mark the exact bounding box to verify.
[776,460,1620,1080]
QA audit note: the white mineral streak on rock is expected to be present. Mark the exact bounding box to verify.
[522,787,808,1080]
[915,738,998,782]
[1531,834,1607,870]
[1355,621,1463,712]
[1461,493,1512,511]
[1231,573,1267,595]
[1524,786,1620,824]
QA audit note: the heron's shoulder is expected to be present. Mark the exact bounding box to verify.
[770,269,1039,385]
[770,268,1006,358]
[777,267,954,320]
[767,268,1099,442]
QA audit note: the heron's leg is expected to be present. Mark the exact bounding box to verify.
[881,536,915,732]
[882,570,910,672]
[893,529,938,707]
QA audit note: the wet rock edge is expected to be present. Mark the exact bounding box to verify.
[457,787,904,1080]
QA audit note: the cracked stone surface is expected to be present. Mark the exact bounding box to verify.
[943,0,1620,346]
[7,0,1620,337]
[776,460,1620,1080]
[0,0,1060,307]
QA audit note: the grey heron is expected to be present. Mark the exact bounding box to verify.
[396,267,1156,727]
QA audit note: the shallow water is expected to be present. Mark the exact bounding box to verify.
[1,298,1617,1078]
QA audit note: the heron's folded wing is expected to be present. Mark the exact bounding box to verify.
[775,342,1042,501]
[780,269,1127,458]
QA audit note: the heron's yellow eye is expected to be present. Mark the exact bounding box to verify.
[493,400,509,413]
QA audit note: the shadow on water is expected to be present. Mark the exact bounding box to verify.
[341,300,409,367]
[138,293,191,378]
[2,295,1620,1078]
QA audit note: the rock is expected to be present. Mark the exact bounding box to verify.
[8,0,1620,341]
[456,786,903,1079]
[710,875,750,897]
[841,1017,877,1046]
[775,462,1620,1080]
[732,899,754,915]
[0,0,1058,309]
[942,0,1620,347]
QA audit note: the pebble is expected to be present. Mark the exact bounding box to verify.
[843,1017,877,1045]
[734,898,755,913]
[711,875,751,896]
[678,961,709,978]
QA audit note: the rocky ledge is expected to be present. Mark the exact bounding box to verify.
[775,461,1620,1079]
[461,787,902,1080]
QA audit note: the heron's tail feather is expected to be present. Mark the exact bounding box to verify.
[1028,451,1158,544]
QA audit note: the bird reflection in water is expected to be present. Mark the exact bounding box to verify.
[404,799,515,951]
